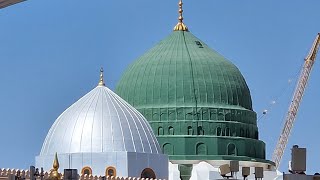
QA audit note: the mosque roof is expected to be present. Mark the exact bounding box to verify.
[116,30,253,111]
[40,69,161,156]
[116,0,252,113]
[115,0,269,163]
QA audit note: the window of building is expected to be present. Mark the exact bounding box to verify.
[232,128,237,136]
[105,166,116,177]
[216,127,221,136]
[197,126,204,135]
[163,143,174,155]
[196,143,207,155]
[141,168,156,179]
[158,127,164,135]
[168,126,174,135]
[227,143,237,156]
[81,166,92,176]
[225,127,230,136]
[188,126,193,135]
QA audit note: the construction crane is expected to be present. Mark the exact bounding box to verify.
[272,33,320,169]
[0,0,25,9]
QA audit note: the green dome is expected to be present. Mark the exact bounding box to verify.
[116,31,269,163]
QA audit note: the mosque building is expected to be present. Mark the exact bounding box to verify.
[115,0,277,179]
[0,0,290,180]
[33,0,280,176]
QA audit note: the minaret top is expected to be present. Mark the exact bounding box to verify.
[173,0,189,31]
[49,153,61,180]
[53,152,59,170]
[98,67,105,86]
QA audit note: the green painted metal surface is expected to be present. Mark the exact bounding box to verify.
[116,31,267,162]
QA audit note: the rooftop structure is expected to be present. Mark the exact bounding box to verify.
[116,1,274,179]
[36,69,168,179]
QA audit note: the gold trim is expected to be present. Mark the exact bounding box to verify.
[105,166,117,177]
[173,0,188,31]
[81,166,93,175]
[49,153,61,180]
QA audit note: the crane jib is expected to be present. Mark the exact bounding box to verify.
[272,33,320,169]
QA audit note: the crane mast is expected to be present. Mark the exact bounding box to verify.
[272,33,320,169]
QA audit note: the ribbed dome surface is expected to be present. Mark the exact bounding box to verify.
[40,86,161,156]
[116,31,252,111]
[116,31,267,162]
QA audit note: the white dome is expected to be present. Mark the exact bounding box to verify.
[40,85,161,156]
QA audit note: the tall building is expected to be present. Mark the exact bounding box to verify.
[116,1,274,179]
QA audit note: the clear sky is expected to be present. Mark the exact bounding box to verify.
[0,0,320,174]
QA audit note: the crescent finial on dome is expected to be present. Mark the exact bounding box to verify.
[98,67,105,86]
[173,0,189,31]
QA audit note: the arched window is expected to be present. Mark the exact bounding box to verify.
[141,168,156,179]
[158,127,164,135]
[227,143,237,156]
[216,127,221,136]
[160,112,167,121]
[152,112,159,121]
[196,143,207,155]
[218,109,224,120]
[210,111,216,120]
[225,127,230,136]
[163,143,174,155]
[188,126,193,135]
[197,126,204,135]
[105,166,116,177]
[232,128,237,136]
[168,126,174,135]
[81,166,92,176]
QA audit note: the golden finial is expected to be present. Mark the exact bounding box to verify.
[173,0,189,31]
[49,153,61,180]
[98,67,105,86]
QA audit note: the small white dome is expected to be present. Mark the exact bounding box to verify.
[40,85,161,155]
